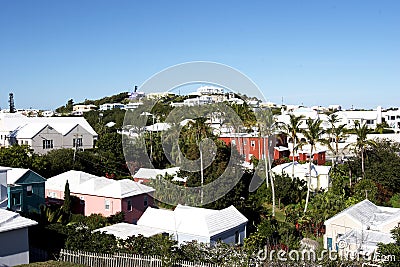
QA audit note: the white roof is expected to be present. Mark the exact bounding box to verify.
[9,123,48,139]
[145,123,171,132]
[0,113,97,136]
[95,223,164,239]
[5,167,30,184]
[271,162,331,177]
[137,204,248,238]
[46,170,155,198]
[338,229,394,255]
[133,167,180,180]
[0,209,37,233]
[325,199,400,230]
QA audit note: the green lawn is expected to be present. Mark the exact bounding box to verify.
[264,203,286,222]
[16,261,86,267]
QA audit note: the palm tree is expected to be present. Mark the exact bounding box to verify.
[301,118,325,213]
[257,108,277,217]
[325,114,348,164]
[353,121,377,179]
[280,114,305,178]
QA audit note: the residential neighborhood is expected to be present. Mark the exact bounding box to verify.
[1,1,399,266]
[2,87,400,266]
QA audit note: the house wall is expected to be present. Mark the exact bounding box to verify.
[0,170,7,204]
[63,124,95,150]
[45,189,127,218]
[121,193,154,223]
[211,224,246,246]
[30,125,63,154]
[380,220,400,234]
[0,227,30,266]
[324,215,361,251]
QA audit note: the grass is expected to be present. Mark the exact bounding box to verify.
[264,203,287,222]
[16,261,86,267]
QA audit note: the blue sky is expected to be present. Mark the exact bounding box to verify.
[0,0,399,110]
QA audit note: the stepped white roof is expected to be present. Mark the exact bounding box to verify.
[0,113,97,136]
[325,199,400,230]
[133,167,180,180]
[95,223,164,239]
[46,170,154,198]
[0,209,37,233]
[271,162,331,177]
[137,204,248,237]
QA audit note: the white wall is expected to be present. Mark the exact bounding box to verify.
[0,170,7,205]
[0,228,30,266]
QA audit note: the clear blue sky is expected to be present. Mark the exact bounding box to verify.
[0,0,399,110]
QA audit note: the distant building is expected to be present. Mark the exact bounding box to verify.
[99,103,125,111]
[72,104,97,113]
[0,113,97,154]
[45,170,155,223]
[271,162,331,190]
[133,167,183,183]
[218,133,288,162]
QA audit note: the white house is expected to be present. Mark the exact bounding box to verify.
[324,199,400,253]
[133,167,182,183]
[271,162,331,190]
[0,113,97,154]
[0,209,37,266]
[137,204,248,245]
[0,167,9,209]
[99,103,125,111]
[95,223,165,239]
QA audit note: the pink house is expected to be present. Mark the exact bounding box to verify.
[45,170,155,223]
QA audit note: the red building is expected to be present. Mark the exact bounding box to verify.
[218,133,288,162]
[290,150,326,165]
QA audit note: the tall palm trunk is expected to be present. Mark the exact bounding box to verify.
[268,137,276,217]
[361,147,365,179]
[263,136,269,187]
[303,146,313,213]
[292,138,296,178]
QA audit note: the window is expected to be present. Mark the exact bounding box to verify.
[243,140,247,145]
[391,116,396,120]
[231,140,236,146]
[11,193,21,206]
[27,185,33,196]
[105,200,110,210]
[250,141,256,147]
[235,231,240,244]
[48,192,56,198]
[127,200,132,211]
[42,139,53,149]
[80,196,85,204]
[73,138,83,147]
[144,196,148,208]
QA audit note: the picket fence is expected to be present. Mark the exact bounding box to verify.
[59,249,223,267]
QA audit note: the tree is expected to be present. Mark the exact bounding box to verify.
[63,180,72,216]
[301,118,325,213]
[280,114,305,178]
[256,108,278,217]
[352,121,377,178]
[325,114,348,164]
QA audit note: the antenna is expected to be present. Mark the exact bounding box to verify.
[9,93,15,113]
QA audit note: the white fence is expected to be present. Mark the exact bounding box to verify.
[59,249,223,267]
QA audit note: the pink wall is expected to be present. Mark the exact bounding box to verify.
[45,189,154,222]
